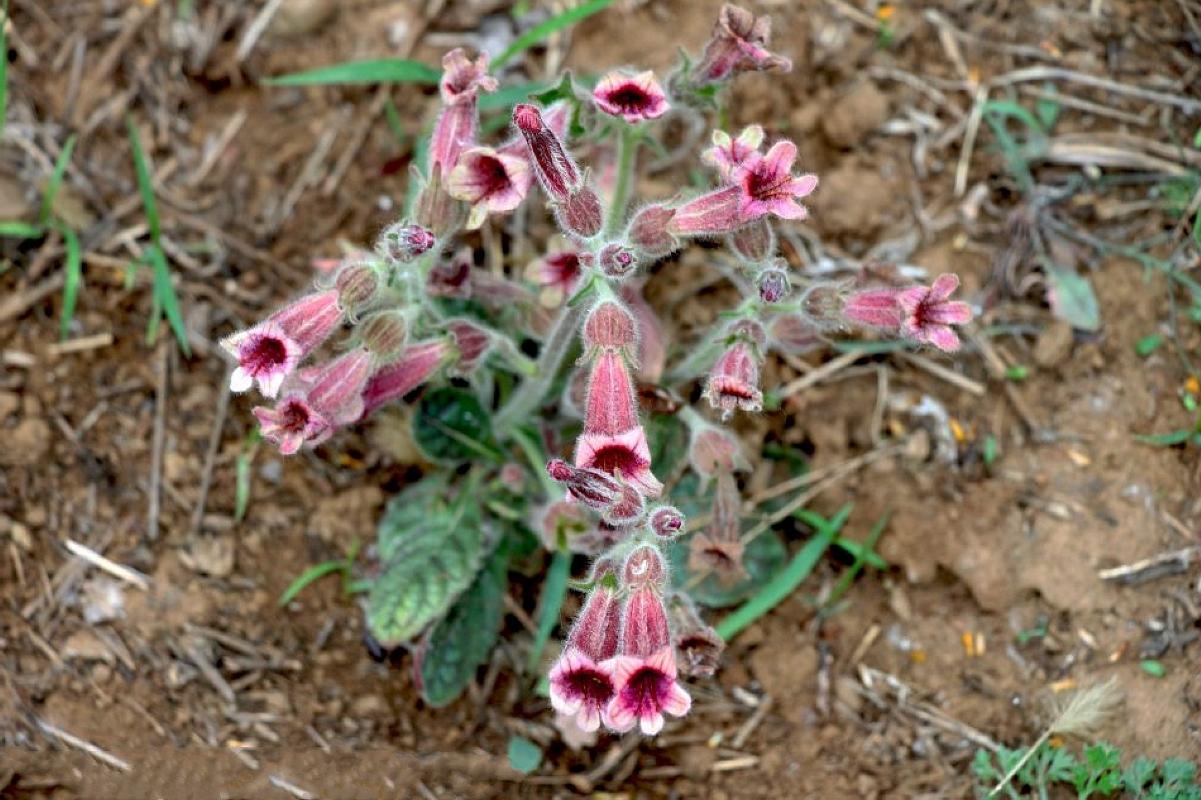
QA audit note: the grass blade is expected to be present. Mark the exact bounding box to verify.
[492,0,613,70]
[478,81,550,112]
[234,429,261,522]
[148,244,191,356]
[278,560,346,606]
[715,511,847,641]
[264,59,440,87]
[823,513,890,610]
[527,550,570,671]
[40,135,78,228]
[126,117,161,242]
[55,221,82,340]
[0,221,44,238]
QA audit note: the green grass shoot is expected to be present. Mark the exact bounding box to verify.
[527,550,570,671]
[491,0,613,71]
[126,116,191,356]
[264,58,440,87]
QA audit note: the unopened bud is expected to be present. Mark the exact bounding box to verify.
[729,218,774,263]
[728,318,767,348]
[757,266,790,303]
[648,506,685,538]
[627,204,679,259]
[358,311,408,359]
[447,319,492,372]
[603,483,646,528]
[547,458,622,508]
[622,544,667,589]
[559,188,603,239]
[378,222,435,264]
[583,300,638,350]
[597,243,637,278]
[801,282,848,329]
[334,261,381,313]
[514,103,581,202]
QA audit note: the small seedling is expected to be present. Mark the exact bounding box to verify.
[232,4,975,729]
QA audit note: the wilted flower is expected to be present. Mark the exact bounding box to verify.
[430,49,497,176]
[670,598,724,678]
[447,146,533,229]
[691,4,793,86]
[703,332,764,418]
[222,289,343,398]
[687,472,748,584]
[592,70,670,124]
[253,347,373,454]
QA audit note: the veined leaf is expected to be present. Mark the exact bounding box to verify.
[367,480,487,646]
[527,550,570,671]
[265,59,440,87]
[413,387,500,462]
[418,544,508,707]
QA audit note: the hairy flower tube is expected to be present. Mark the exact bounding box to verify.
[575,349,663,497]
[548,569,622,732]
[253,347,373,454]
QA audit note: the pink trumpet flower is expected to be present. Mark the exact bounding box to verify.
[447,147,534,229]
[897,274,974,352]
[222,289,343,398]
[359,339,452,419]
[592,70,670,124]
[548,573,622,732]
[253,347,373,455]
[430,49,497,177]
[575,351,663,497]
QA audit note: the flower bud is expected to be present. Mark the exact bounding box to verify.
[648,506,685,538]
[768,313,823,354]
[688,425,747,478]
[704,340,762,417]
[757,266,790,303]
[426,250,472,298]
[513,103,582,202]
[334,262,381,314]
[597,243,637,278]
[547,458,623,509]
[622,544,667,589]
[801,282,849,329]
[627,204,679,259]
[559,187,604,239]
[670,598,724,678]
[377,222,435,264]
[447,319,492,373]
[728,218,774,263]
[583,301,638,350]
[603,483,646,528]
[358,311,408,359]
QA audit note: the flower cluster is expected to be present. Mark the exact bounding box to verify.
[222,3,976,739]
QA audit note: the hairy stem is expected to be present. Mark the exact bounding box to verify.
[604,126,639,238]
[494,300,586,435]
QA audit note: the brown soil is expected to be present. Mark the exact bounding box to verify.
[3,1,1200,798]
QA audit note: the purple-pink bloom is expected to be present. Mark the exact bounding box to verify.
[446,146,533,229]
[605,584,690,735]
[576,427,662,499]
[529,246,586,304]
[359,339,452,419]
[253,347,373,454]
[549,578,621,732]
[592,70,670,124]
[842,287,904,329]
[513,103,582,202]
[692,4,793,86]
[446,319,492,373]
[897,274,974,352]
[222,289,343,398]
[430,49,497,177]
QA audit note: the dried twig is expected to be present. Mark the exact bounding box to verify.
[1098,546,1201,586]
[267,775,315,800]
[37,718,132,772]
[63,539,151,591]
[779,349,865,396]
[896,351,985,396]
[189,380,232,537]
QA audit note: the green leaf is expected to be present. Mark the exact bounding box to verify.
[0,221,44,238]
[367,481,487,646]
[1161,757,1196,787]
[673,530,788,609]
[147,244,191,356]
[1140,658,1166,677]
[982,434,999,467]
[1004,365,1030,382]
[418,545,507,707]
[1034,85,1061,131]
[126,117,161,242]
[1136,430,1192,446]
[492,0,614,70]
[376,476,450,563]
[822,514,889,609]
[645,412,689,481]
[40,134,77,228]
[413,387,500,462]
[1123,757,1157,792]
[264,59,440,87]
[1135,334,1164,357]
[479,81,551,113]
[527,550,570,671]
[714,513,844,641]
[1046,267,1101,332]
[506,735,543,775]
[55,221,82,340]
[278,560,347,606]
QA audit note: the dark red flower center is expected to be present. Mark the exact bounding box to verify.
[744,162,791,202]
[712,376,755,399]
[588,444,643,477]
[620,666,670,715]
[278,400,311,433]
[547,253,581,281]
[564,666,615,704]
[244,335,288,375]
[607,85,654,113]
[477,156,512,197]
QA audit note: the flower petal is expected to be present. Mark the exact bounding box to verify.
[639,712,665,736]
[929,273,960,301]
[230,367,254,393]
[661,681,692,718]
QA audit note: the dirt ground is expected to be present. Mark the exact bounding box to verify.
[2,1,1200,798]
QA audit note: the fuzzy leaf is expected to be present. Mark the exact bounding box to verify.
[1046,267,1100,332]
[418,545,508,707]
[413,387,500,463]
[367,482,486,646]
[645,412,689,480]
